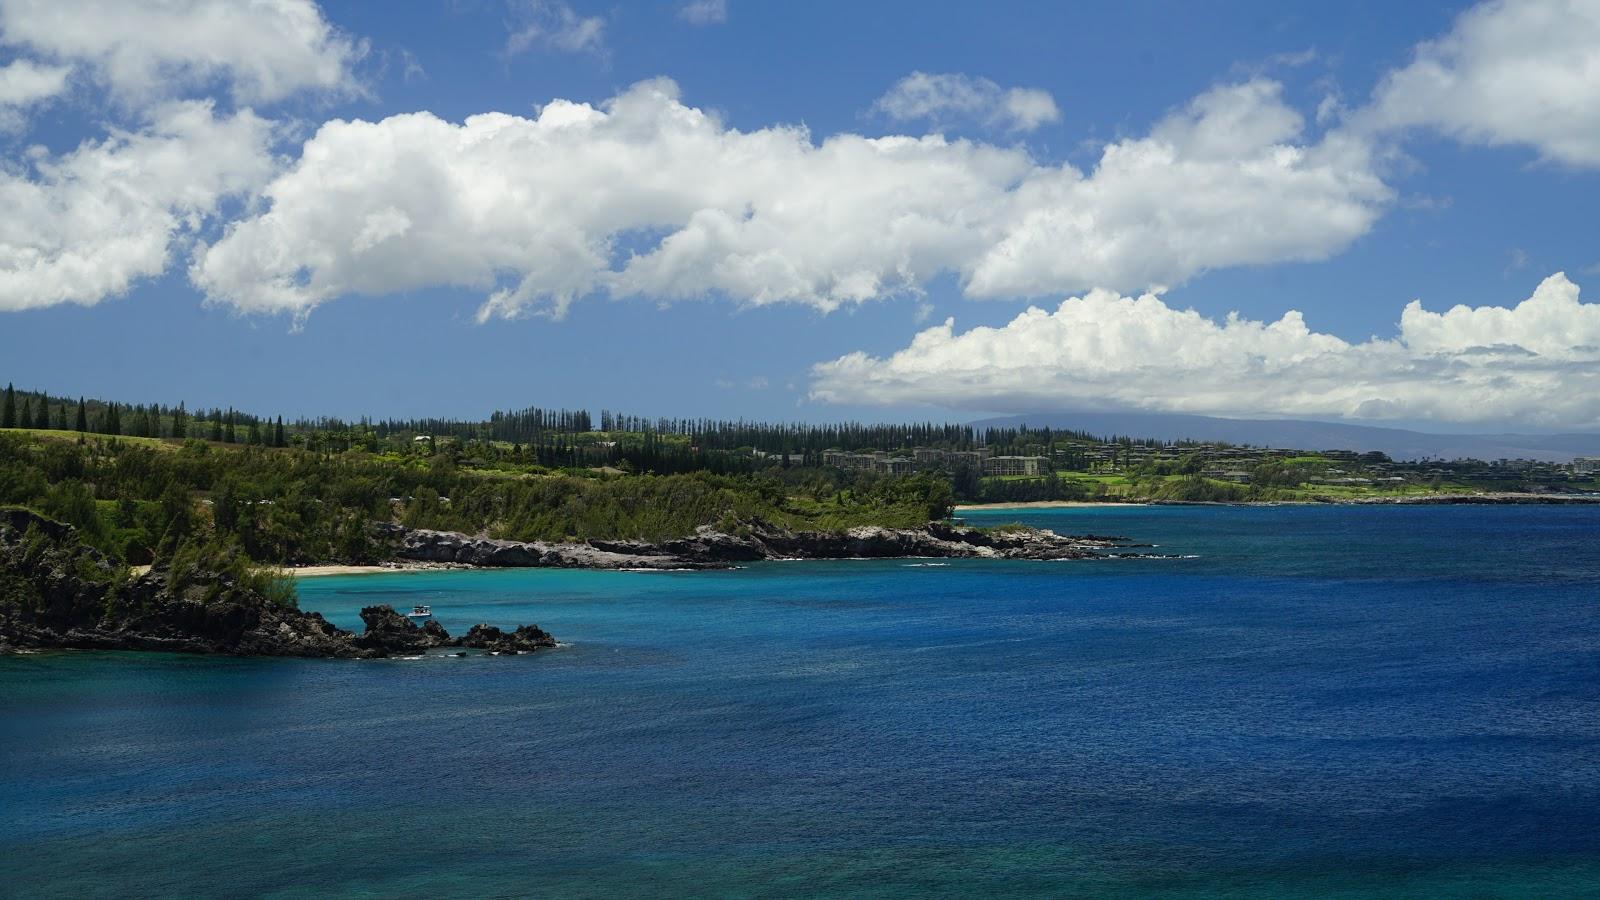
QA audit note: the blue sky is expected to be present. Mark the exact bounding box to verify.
[1,0,1597,430]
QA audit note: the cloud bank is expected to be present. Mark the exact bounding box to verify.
[0,0,1592,357]
[191,76,1387,322]
[810,273,1600,429]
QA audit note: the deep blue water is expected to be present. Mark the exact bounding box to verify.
[4,505,1600,898]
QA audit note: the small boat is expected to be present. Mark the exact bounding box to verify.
[405,605,432,619]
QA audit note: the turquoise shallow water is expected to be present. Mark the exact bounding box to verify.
[3,505,1600,898]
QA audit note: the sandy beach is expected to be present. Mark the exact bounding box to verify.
[286,562,471,578]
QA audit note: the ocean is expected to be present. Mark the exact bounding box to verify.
[4,505,1599,897]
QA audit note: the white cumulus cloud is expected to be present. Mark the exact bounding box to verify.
[190,76,1388,323]
[1360,0,1600,167]
[873,71,1061,133]
[964,80,1387,298]
[0,101,276,311]
[809,273,1600,430]
[0,0,364,106]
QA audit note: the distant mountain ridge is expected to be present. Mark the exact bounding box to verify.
[971,412,1600,462]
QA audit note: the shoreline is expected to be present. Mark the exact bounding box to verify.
[955,501,1145,511]
[955,492,1600,512]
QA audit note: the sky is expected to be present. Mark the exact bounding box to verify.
[0,0,1597,431]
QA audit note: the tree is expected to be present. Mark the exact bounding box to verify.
[224,409,237,444]
[274,416,285,448]
[210,411,223,442]
[33,397,49,429]
[74,397,87,432]
[1,383,14,429]
[173,402,187,439]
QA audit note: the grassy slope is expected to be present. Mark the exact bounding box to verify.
[0,427,177,451]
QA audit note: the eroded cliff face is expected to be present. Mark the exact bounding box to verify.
[385,520,1141,570]
[0,509,555,658]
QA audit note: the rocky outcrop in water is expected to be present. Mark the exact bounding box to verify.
[458,623,558,654]
[383,519,1140,570]
[0,508,556,659]
[352,608,556,656]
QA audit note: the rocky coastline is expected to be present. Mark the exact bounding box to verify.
[0,508,555,659]
[3,507,1141,657]
[1341,492,1600,505]
[380,520,1145,571]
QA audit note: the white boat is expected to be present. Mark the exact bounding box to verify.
[405,605,432,619]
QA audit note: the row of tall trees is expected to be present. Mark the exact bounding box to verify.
[2,385,289,446]
[6,383,1226,465]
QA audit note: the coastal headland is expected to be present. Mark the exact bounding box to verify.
[0,508,555,658]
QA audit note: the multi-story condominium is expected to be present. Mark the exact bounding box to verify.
[983,456,1048,477]
[950,449,991,467]
[822,450,914,475]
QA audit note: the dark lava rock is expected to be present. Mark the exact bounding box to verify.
[386,520,1137,570]
[1,508,558,660]
[0,507,367,658]
[457,623,557,653]
[420,618,452,645]
[354,605,435,655]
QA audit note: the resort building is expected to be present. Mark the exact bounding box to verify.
[1573,457,1600,475]
[822,450,914,475]
[983,456,1049,477]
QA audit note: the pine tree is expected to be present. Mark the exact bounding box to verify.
[248,421,261,445]
[210,411,223,442]
[173,402,187,440]
[274,416,285,448]
[1,383,14,429]
[18,397,31,429]
[74,398,87,432]
[33,397,48,429]
[224,409,237,444]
